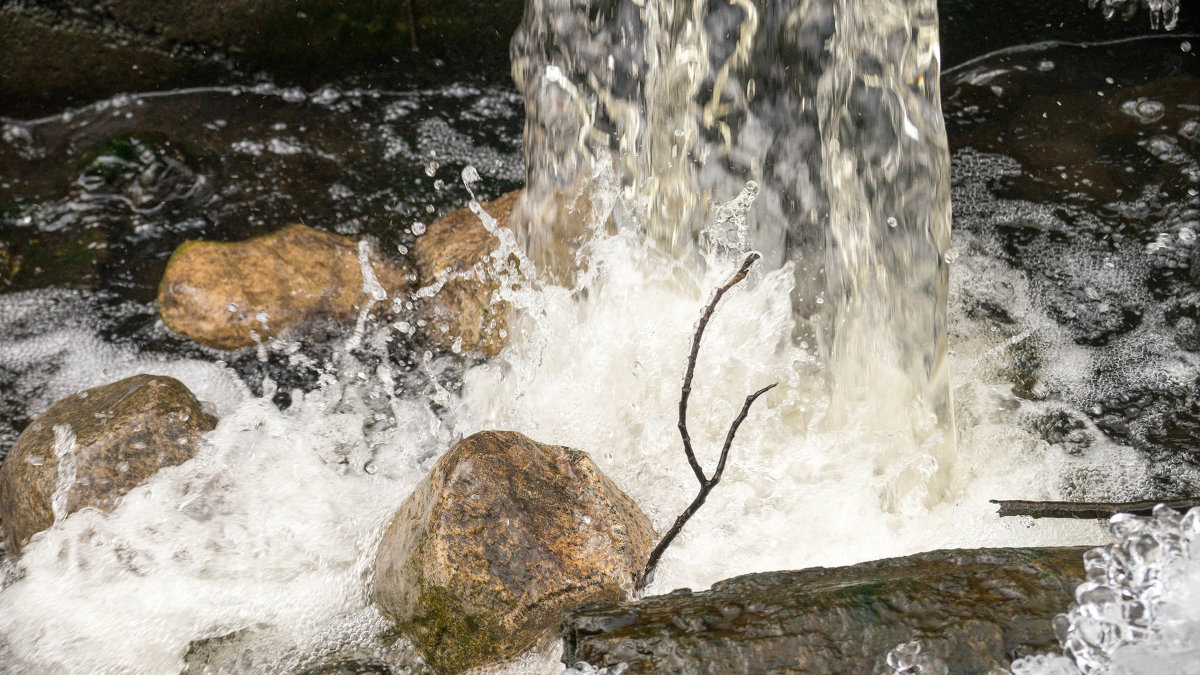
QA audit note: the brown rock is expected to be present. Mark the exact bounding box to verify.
[158,224,411,350]
[372,430,656,674]
[0,374,217,557]
[413,191,520,357]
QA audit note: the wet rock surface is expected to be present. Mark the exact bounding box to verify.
[372,430,656,674]
[563,546,1087,674]
[182,630,428,675]
[0,374,216,557]
[414,191,519,357]
[0,2,238,119]
[0,0,523,118]
[158,224,412,350]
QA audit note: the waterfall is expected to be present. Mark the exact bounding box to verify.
[512,0,954,509]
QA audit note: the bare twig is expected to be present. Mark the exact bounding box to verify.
[639,253,777,588]
[992,497,1200,519]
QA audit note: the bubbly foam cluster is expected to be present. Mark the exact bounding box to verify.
[1010,506,1200,675]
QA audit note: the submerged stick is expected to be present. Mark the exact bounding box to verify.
[639,253,777,588]
[991,497,1200,519]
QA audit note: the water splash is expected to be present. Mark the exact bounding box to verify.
[1088,0,1181,30]
[513,0,955,510]
[50,424,77,525]
[1009,506,1200,675]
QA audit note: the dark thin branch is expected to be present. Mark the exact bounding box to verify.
[640,253,777,588]
[678,252,761,485]
[991,497,1200,519]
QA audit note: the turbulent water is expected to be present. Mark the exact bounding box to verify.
[513,0,955,511]
[0,5,1197,675]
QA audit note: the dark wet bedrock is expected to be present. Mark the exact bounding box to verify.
[562,547,1088,674]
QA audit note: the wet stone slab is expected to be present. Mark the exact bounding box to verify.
[562,546,1088,674]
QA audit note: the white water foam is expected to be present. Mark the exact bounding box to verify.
[0,182,1137,672]
[1009,507,1200,675]
[49,424,77,525]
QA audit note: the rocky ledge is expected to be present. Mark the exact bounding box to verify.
[562,546,1087,674]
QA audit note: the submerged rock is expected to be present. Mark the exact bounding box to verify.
[372,430,655,673]
[0,374,217,557]
[413,191,519,357]
[562,546,1088,674]
[158,224,411,350]
[0,225,107,292]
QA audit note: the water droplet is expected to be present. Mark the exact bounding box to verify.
[433,179,445,191]
[886,216,898,228]
[226,303,238,313]
[461,165,480,184]
[1182,41,1192,53]
[411,222,426,236]
[1038,60,1055,72]
[424,160,439,177]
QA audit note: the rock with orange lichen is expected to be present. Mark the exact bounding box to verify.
[157,224,411,350]
[371,430,655,674]
[413,191,520,357]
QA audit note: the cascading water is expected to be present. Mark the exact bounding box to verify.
[512,0,954,512]
[0,1,1196,674]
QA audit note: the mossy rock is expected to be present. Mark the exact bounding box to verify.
[562,546,1089,674]
[372,430,656,673]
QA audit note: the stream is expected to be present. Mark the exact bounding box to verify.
[0,1,1198,673]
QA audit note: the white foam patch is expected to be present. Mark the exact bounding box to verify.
[456,229,1112,597]
[0,386,435,673]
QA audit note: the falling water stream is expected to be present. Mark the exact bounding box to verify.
[0,0,1197,673]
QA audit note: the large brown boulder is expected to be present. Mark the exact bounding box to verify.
[562,546,1090,674]
[158,224,411,350]
[413,191,519,357]
[0,374,217,557]
[372,430,656,673]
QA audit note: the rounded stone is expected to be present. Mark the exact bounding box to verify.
[0,374,217,558]
[157,224,411,350]
[372,430,656,673]
[413,191,520,357]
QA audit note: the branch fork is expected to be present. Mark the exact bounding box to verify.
[639,253,777,588]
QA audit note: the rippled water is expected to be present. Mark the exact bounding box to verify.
[0,18,1196,675]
